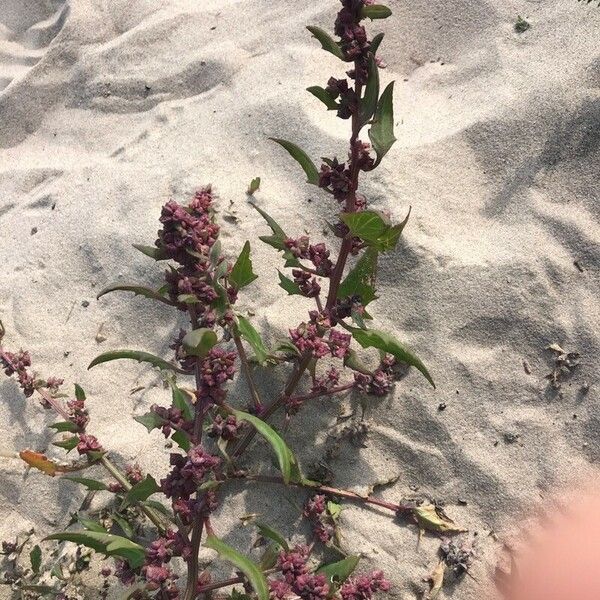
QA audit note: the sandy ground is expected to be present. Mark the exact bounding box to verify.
[0,0,599,598]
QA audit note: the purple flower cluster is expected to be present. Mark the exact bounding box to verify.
[284,238,334,277]
[161,446,220,500]
[318,158,352,202]
[289,323,330,359]
[76,433,103,456]
[293,269,321,298]
[209,414,239,441]
[1,349,64,400]
[311,366,341,394]
[66,398,89,430]
[340,571,390,600]
[151,404,193,438]
[353,355,396,397]
[329,329,351,359]
[303,494,335,544]
[270,545,330,600]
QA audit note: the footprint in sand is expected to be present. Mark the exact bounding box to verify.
[0,0,68,92]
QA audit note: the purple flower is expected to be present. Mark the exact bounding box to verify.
[329,329,351,359]
[340,571,390,600]
[209,414,239,441]
[200,347,236,388]
[277,545,309,583]
[293,269,321,298]
[289,324,330,359]
[76,433,102,455]
[293,573,329,600]
[161,446,220,500]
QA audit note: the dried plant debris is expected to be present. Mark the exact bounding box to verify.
[423,537,475,599]
[545,343,580,390]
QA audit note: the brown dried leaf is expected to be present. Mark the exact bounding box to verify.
[424,561,446,599]
[413,504,467,535]
[20,450,61,476]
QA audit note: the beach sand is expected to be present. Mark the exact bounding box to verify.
[0,0,599,598]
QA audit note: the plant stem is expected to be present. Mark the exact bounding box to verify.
[286,383,354,406]
[236,473,403,513]
[232,330,263,411]
[99,456,166,531]
[183,520,205,600]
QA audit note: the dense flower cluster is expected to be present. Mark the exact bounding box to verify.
[354,355,396,396]
[209,414,239,441]
[270,545,330,600]
[0,349,64,401]
[340,571,390,600]
[292,269,321,298]
[311,366,341,394]
[151,404,194,438]
[289,323,330,359]
[284,238,334,278]
[76,433,103,456]
[161,445,221,502]
[303,494,335,544]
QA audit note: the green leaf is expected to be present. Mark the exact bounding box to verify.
[251,204,301,267]
[122,475,160,507]
[339,247,378,305]
[64,477,108,491]
[347,327,435,387]
[247,177,261,195]
[49,421,79,433]
[369,81,396,165]
[370,32,384,56]
[74,384,86,401]
[182,328,218,358]
[361,56,380,125]
[317,555,360,584]
[306,26,345,60]
[53,436,78,452]
[339,210,408,252]
[30,545,42,574]
[361,4,392,19]
[269,138,319,185]
[236,315,269,366]
[255,522,290,551]
[233,410,302,484]
[343,349,373,375]
[307,86,339,110]
[230,241,258,291]
[171,385,193,420]
[112,515,134,539]
[134,411,164,432]
[88,350,185,373]
[44,532,145,569]
[97,284,175,306]
[132,244,169,261]
[327,501,343,521]
[172,430,191,451]
[278,271,303,296]
[204,535,269,600]
[78,517,108,533]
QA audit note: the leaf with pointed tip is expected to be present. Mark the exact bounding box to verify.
[88,350,186,373]
[339,247,378,305]
[172,430,191,451]
[74,384,86,401]
[251,204,301,267]
[346,327,435,388]
[50,421,79,433]
[255,522,289,551]
[278,271,303,296]
[134,411,164,432]
[376,207,411,250]
[230,241,258,291]
[370,32,384,56]
[411,504,466,535]
[20,450,62,476]
[171,385,193,420]
[78,517,108,533]
[64,477,108,491]
[233,410,303,484]
[317,555,360,584]
[113,515,134,539]
[236,315,268,366]
[132,244,169,261]
[306,26,345,60]
[97,284,175,306]
[122,475,160,507]
[369,81,396,165]
[30,545,42,574]
[361,56,380,125]
[44,532,145,568]
[340,209,408,252]
[361,4,392,19]
[52,436,78,453]
[307,86,339,110]
[182,328,218,358]
[204,535,269,600]
[247,177,261,195]
[270,138,319,185]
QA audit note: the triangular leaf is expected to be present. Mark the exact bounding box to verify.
[134,411,164,432]
[49,421,79,433]
[307,86,339,110]
[122,475,160,507]
[317,555,360,584]
[236,315,269,366]
[338,247,378,305]
[278,271,303,296]
[347,327,435,387]
[368,81,396,165]
[182,328,218,358]
[230,241,258,291]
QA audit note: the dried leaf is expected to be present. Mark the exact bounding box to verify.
[412,504,467,535]
[424,561,446,599]
[20,450,61,476]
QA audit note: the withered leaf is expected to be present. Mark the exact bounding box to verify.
[412,504,467,536]
[424,561,446,599]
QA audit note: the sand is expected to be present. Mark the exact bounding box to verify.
[0,0,599,598]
